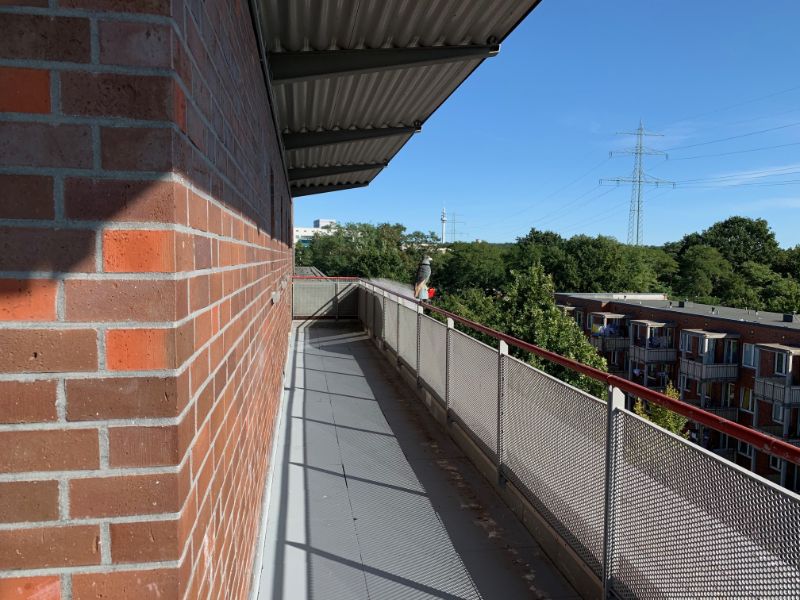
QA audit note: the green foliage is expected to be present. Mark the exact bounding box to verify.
[434,242,508,293]
[633,382,689,437]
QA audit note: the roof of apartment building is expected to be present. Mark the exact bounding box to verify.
[556,292,800,332]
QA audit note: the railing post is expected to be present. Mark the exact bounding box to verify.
[496,340,508,483]
[380,290,387,348]
[334,281,339,321]
[416,303,423,386]
[445,318,454,420]
[396,294,402,366]
[602,384,625,599]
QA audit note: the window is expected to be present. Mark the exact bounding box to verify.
[574,310,584,328]
[740,387,753,413]
[725,383,735,406]
[776,352,788,376]
[724,339,738,364]
[679,374,689,392]
[679,332,688,352]
[738,441,753,458]
[742,343,755,368]
[770,455,783,471]
[772,401,784,423]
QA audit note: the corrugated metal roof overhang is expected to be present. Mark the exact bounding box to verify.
[256,0,541,197]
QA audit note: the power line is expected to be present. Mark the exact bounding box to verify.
[657,83,800,130]
[666,121,800,151]
[669,141,800,161]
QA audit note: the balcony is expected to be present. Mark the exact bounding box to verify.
[590,335,630,352]
[630,344,677,364]
[680,357,739,381]
[704,406,739,421]
[276,277,800,600]
[755,376,800,405]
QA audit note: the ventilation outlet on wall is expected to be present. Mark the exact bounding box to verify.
[272,291,281,304]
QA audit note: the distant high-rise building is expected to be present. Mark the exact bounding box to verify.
[294,219,338,245]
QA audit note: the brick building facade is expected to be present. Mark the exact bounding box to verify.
[556,293,800,491]
[0,1,292,598]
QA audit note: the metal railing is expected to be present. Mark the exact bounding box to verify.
[629,345,677,364]
[680,357,739,381]
[755,376,800,405]
[293,277,800,598]
[590,336,631,352]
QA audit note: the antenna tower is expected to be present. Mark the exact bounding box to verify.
[600,120,674,245]
[440,207,447,243]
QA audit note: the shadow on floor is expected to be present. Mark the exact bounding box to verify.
[256,321,580,600]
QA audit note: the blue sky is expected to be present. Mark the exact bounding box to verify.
[293,0,800,248]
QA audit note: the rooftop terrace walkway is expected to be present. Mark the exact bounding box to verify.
[253,321,580,600]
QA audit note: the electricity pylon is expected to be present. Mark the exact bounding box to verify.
[600,120,674,245]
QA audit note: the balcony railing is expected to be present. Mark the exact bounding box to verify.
[680,357,739,380]
[590,335,630,352]
[294,276,800,599]
[630,344,677,363]
[705,406,739,421]
[755,376,800,405]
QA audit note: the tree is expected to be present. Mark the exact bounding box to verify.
[633,382,688,437]
[701,216,780,269]
[435,241,508,293]
[675,245,733,302]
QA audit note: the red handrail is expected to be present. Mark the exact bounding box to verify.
[294,275,800,466]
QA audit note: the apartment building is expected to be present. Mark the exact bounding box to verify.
[556,293,800,489]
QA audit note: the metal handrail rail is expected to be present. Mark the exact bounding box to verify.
[292,275,800,466]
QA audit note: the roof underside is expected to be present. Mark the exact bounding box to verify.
[258,0,540,197]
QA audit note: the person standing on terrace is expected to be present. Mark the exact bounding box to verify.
[414,256,432,301]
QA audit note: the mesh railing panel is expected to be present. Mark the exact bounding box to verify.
[609,411,800,599]
[448,330,498,459]
[504,356,607,577]
[373,293,384,340]
[418,315,447,403]
[384,297,398,351]
[398,305,418,369]
[337,283,358,317]
[293,280,336,317]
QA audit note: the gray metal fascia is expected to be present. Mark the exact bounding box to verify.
[290,182,369,197]
[271,45,499,84]
[283,126,419,150]
[288,162,387,181]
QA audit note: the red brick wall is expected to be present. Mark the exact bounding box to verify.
[0,1,291,599]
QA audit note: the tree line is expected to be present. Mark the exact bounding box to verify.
[296,216,799,412]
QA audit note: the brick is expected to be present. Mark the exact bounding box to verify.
[0,329,97,373]
[0,174,54,220]
[0,481,59,523]
[189,275,210,312]
[64,178,175,222]
[194,235,212,269]
[188,191,208,231]
[72,569,178,600]
[0,123,92,169]
[106,328,176,371]
[70,473,180,518]
[61,0,171,14]
[108,425,180,467]
[0,14,90,62]
[99,20,171,68]
[0,67,50,114]
[0,526,100,569]
[109,519,179,562]
[0,227,95,272]
[0,429,99,473]
[65,279,178,322]
[0,576,60,600]
[0,380,57,423]
[101,127,172,172]
[0,279,56,321]
[67,375,183,420]
[103,230,175,272]
[62,73,174,121]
